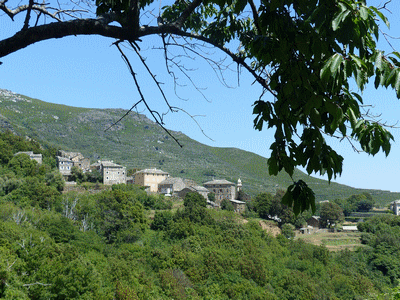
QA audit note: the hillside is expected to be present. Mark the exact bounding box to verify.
[0,88,398,205]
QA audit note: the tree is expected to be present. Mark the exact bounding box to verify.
[320,202,344,228]
[220,198,234,211]
[254,192,274,219]
[183,192,206,209]
[1,0,399,212]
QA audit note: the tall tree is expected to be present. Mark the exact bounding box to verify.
[320,202,345,228]
[1,0,399,212]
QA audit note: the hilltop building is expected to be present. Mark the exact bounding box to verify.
[178,185,210,200]
[90,160,126,185]
[14,151,42,164]
[390,200,400,215]
[203,178,246,213]
[158,177,186,195]
[230,199,246,214]
[56,156,74,176]
[134,168,169,192]
[203,179,237,204]
[57,150,90,172]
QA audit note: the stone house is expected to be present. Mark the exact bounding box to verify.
[134,168,169,192]
[14,151,42,164]
[230,199,246,213]
[203,179,238,205]
[158,177,187,195]
[390,200,400,215]
[178,185,210,200]
[57,150,90,172]
[56,156,74,176]
[91,160,126,185]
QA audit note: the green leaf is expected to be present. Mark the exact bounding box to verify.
[359,6,368,20]
[330,53,344,78]
[395,70,400,96]
[370,6,390,28]
[349,54,364,69]
[375,51,383,71]
[332,10,350,31]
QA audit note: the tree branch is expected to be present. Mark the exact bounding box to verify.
[114,41,183,147]
[0,17,129,58]
[175,0,203,28]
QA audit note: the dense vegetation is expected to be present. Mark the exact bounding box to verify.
[1,131,400,299]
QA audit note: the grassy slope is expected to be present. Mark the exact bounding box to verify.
[0,89,399,206]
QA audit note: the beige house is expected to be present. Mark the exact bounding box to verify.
[15,151,42,164]
[134,168,169,192]
[91,160,126,185]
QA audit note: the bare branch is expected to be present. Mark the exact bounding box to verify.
[22,0,34,30]
[130,41,175,110]
[114,41,183,147]
[172,107,214,141]
[104,99,143,132]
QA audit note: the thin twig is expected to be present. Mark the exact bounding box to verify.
[114,41,183,147]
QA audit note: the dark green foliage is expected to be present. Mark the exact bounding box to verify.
[96,189,146,243]
[335,193,375,216]
[5,176,61,209]
[8,153,38,177]
[254,192,274,219]
[183,192,206,209]
[0,134,395,299]
[320,202,344,228]
[160,269,196,300]
[207,192,215,202]
[85,168,103,183]
[253,190,311,227]
[281,223,295,239]
[70,166,85,183]
[220,198,234,211]
[37,214,78,243]
[151,210,173,231]
[45,170,65,192]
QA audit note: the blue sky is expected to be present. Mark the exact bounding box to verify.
[1,1,400,192]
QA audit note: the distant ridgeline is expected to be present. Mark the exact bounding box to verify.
[1,88,399,206]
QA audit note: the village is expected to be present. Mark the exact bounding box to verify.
[16,150,400,222]
[17,150,247,213]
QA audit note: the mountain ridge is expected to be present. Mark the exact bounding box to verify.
[0,88,398,206]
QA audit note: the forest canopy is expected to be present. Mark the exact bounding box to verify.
[1,0,400,212]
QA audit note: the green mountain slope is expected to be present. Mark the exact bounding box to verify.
[0,89,398,206]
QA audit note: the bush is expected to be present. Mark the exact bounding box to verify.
[221,199,234,211]
[281,223,295,239]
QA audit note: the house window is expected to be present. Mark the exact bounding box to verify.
[106,177,109,180]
